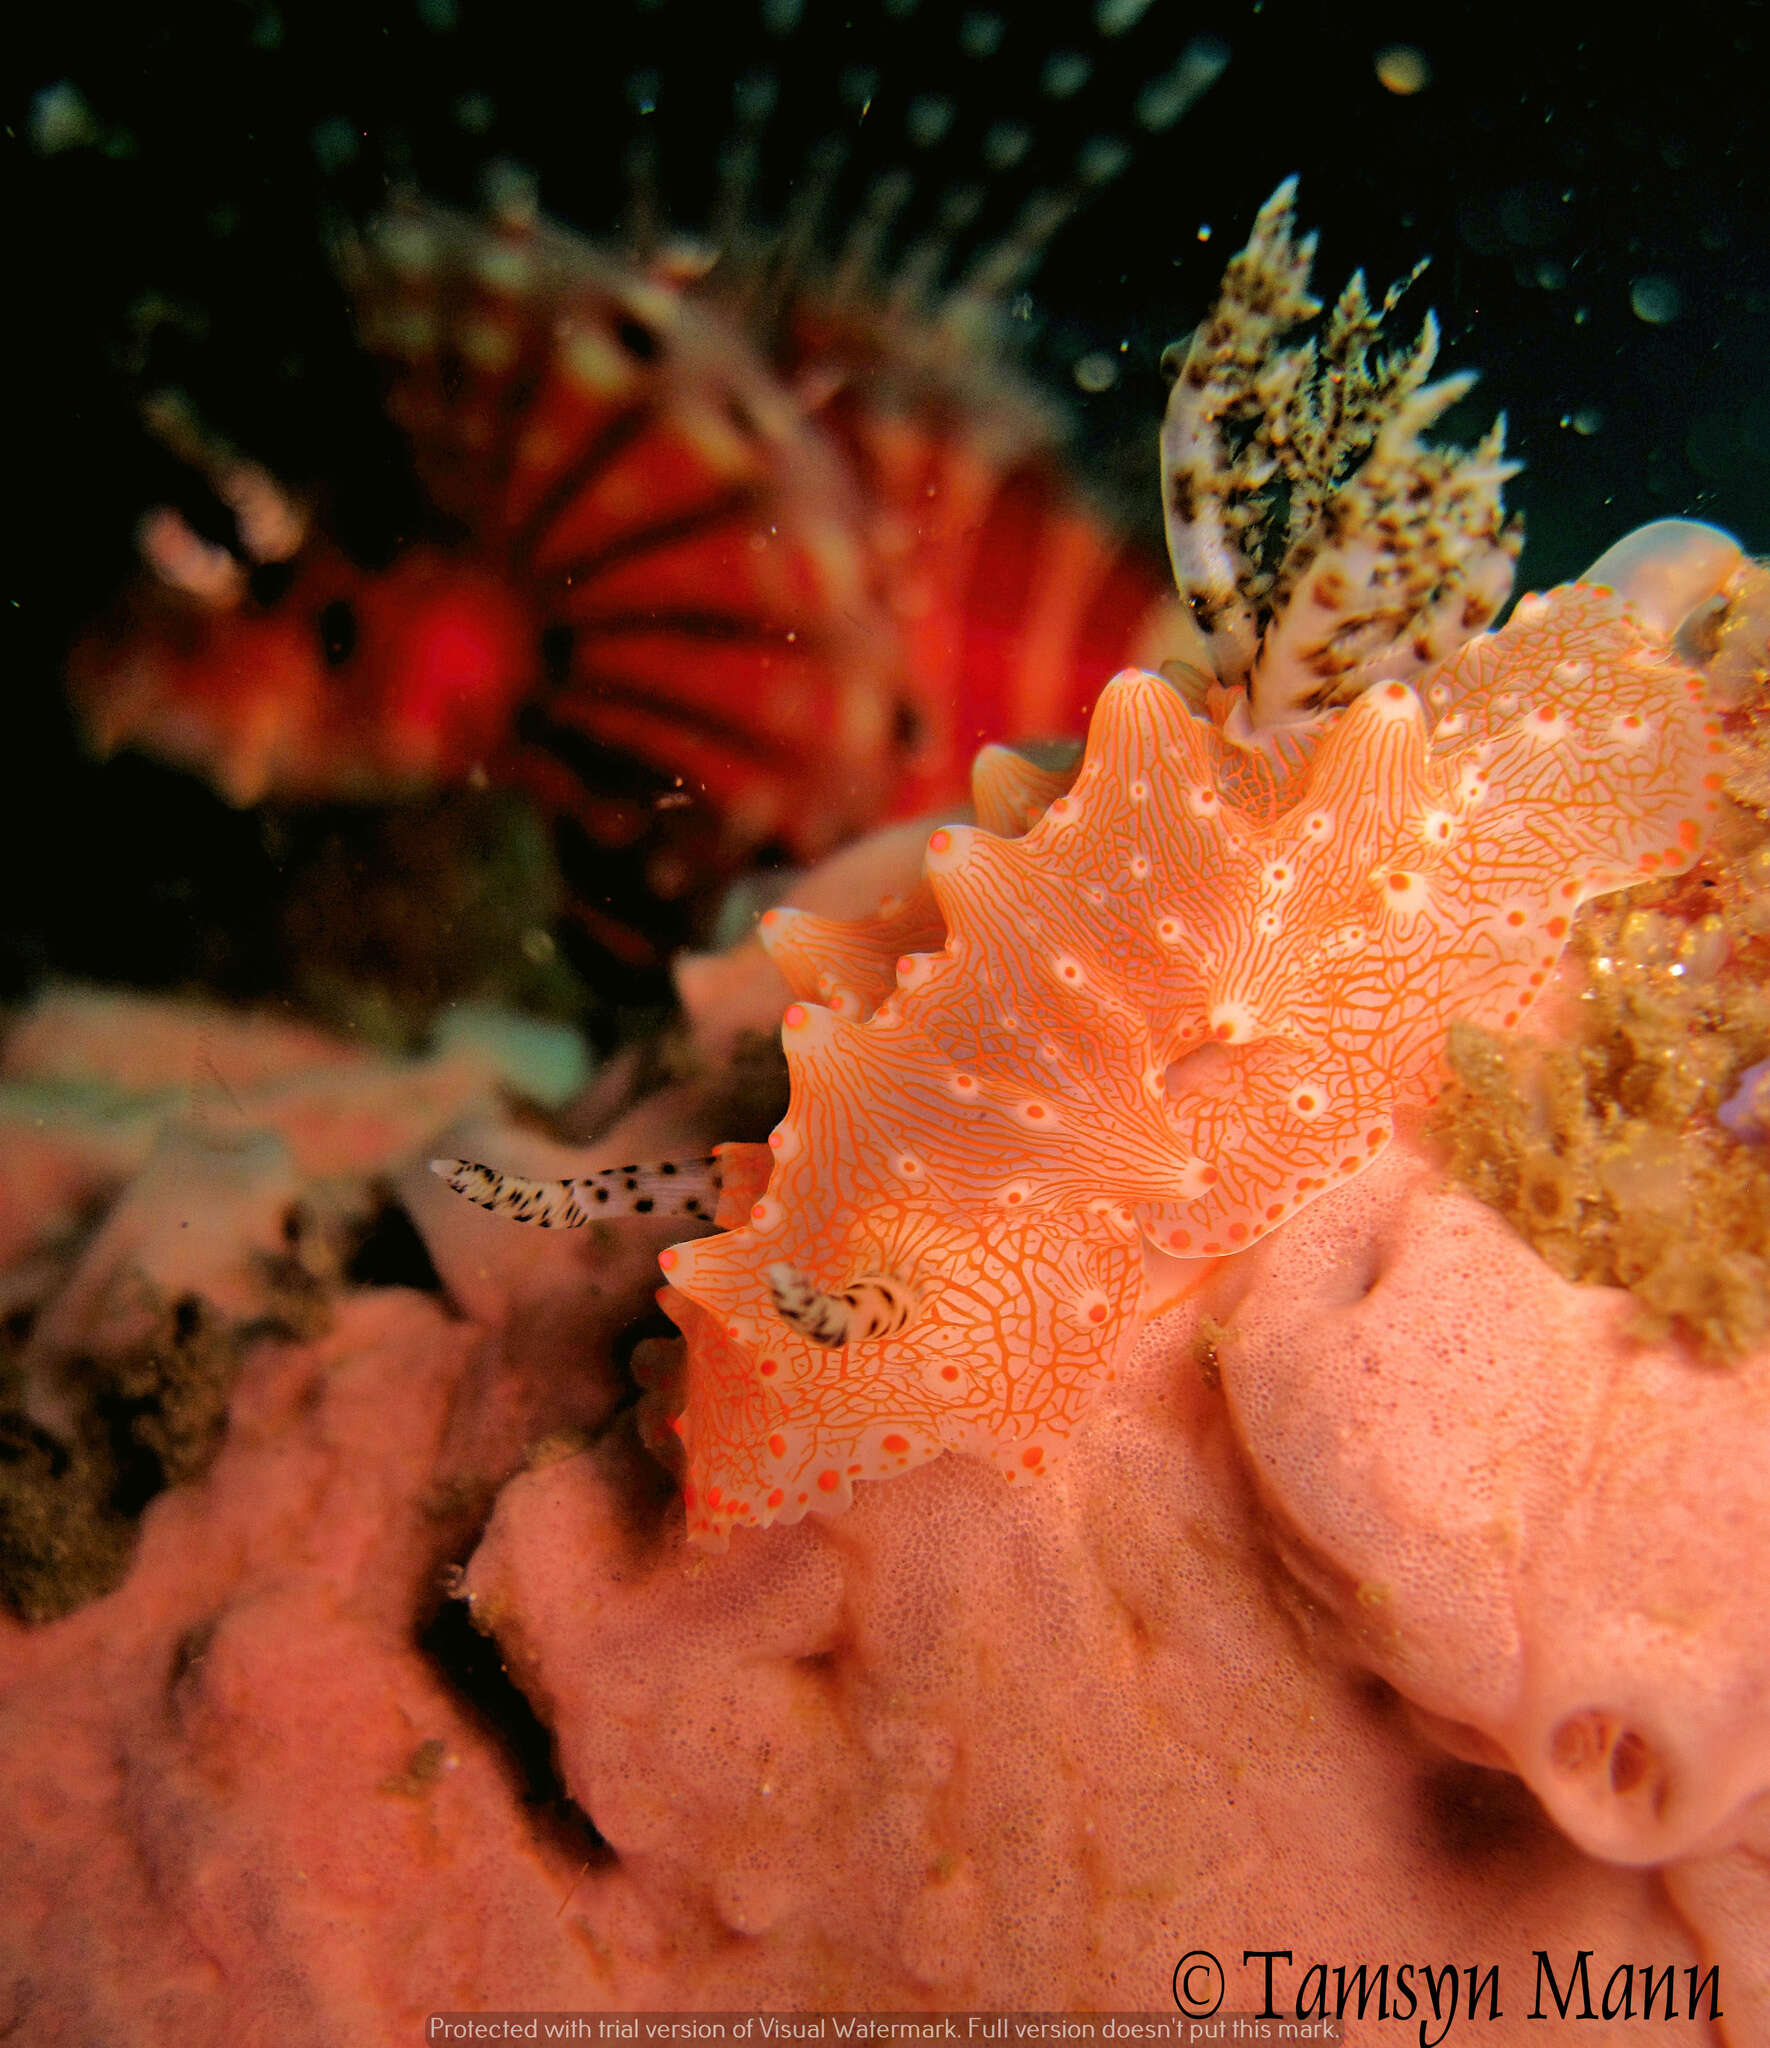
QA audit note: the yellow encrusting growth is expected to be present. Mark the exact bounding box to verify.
[1436,995,1770,1362]
[664,582,1718,1544]
[1432,633,1770,1361]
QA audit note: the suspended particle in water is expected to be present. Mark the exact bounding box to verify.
[1375,44,1432,94]
[31,80,99,153]
[1630,275,1683,324]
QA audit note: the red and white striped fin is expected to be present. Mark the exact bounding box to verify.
[343,199,905,868]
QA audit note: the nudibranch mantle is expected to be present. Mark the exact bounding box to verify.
[664,582,1719,1545]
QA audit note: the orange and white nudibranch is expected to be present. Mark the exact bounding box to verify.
[432,186,1743,1551]
[665,572,1719,1544]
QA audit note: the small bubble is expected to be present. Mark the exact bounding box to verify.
[959,11,1004,56]
[1571,406,1603,436]
[1374,43,1431,94]
[1042,50,1093,98]
[1534,257,1567,290]
[1074,351,1119,393]
[1630,274,1683,324]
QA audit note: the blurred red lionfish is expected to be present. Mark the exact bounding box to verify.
[68,30,1226,989]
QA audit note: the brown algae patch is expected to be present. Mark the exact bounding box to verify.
[0,1286,252,1621]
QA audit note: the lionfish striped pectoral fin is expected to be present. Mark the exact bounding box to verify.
[431,1154,726,1226]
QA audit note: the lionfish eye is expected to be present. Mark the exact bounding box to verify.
[317,597,358,668]
[614,315,659,363]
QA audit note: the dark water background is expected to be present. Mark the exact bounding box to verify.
[6,0,1767,1004]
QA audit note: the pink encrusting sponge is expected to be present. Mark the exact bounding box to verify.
[660,582,1721,1545]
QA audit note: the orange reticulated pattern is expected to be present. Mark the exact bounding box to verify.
[663,583,1718,1547]
[753,743,1085,1023]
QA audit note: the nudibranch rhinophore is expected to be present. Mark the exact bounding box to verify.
[438,183,1740,1549]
